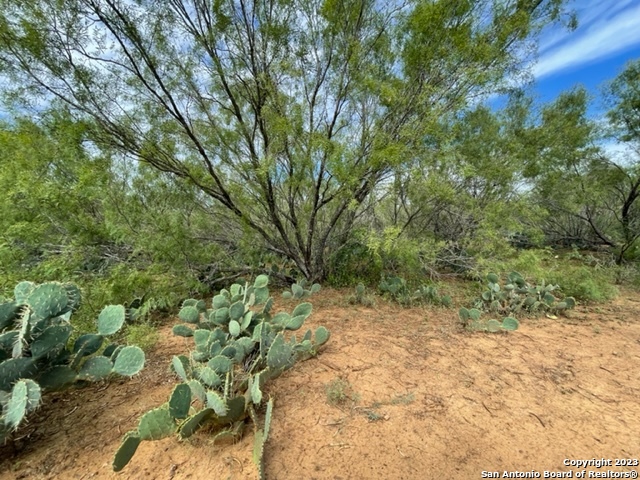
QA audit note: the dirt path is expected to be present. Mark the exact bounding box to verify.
[2,289,639,479]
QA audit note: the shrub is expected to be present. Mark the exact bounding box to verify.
[546,266,618,302]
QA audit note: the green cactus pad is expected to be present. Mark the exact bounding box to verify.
[193,329,211,348]
[112,431,141,472]
[37,366,78,390]
[502,317,519,331]
[206,391,228,416]
[291,284,304,298]
[486,319,501,332]
[219,345,237,360]
[138,407,176,440]
[0,358,37,391]
[178,306,200,324]
[178,408,214,439]
[172,324,194,337]
[254,287,269,305]
[169,384,191,420]
[250,373,263,404]
[171,355,190,381]
[97,305,126,336]
[264,397,273,439]
[564,297,576,309]
[27,283,69,320]
[78,356,113,381]
[4,379,41,430]
[187,379,207,403]
[281,291,293,300]
[253,429,267,480]
[0,302,20,330]
[314,326,330,347]
[241,311,253,330]
[113,346,145,376]
[292,302,312,319]
[72,334,104,357]
[487,273,499,284]
[458,307,470,322]
[14,281,35,304]
[254,275,269,289]
[229,320,241,337]
[213,307,230,325]
[212,294,230,309]
[197,366,222,387]
[468,308,482,321]
[30,324,73,359]
[214,396,246,425]
[63,283,82,311]
[310,283,321,294]
[267,333,293,371]
[208,355,233,375]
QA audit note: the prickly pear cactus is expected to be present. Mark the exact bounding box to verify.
[474,272,576,316]
[282,280,321,300]
[0,281,146,439]
[458,307,520,333]
[114,275,330,476]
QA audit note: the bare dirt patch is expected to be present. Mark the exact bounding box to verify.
[2,289,639,479]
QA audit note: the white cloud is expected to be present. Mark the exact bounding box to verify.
[533,0,640,79]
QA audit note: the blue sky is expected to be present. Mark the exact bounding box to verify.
[525,0,640,114]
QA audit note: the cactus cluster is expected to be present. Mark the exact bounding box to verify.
[113,275,330,476]
[475,272,576,315]
[281,280,321,300]
[0,281,145,442]
[347,283,376,307]
[458,307,520,333]
[379,276,451,307]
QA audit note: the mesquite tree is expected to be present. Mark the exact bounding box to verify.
[0,0,570,280]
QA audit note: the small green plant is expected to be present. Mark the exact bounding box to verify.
[458,307,519,333]
[282,280,321,300]
[347,283,375,307]
[325,377,356,406]
[379,276,451,307]
[411,285,452,307]
[474,272,576,316]
[113,275,330,479]
[0,281,145,442]
[124,324,160,352]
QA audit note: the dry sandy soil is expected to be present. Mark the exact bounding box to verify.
[1,288,639,480]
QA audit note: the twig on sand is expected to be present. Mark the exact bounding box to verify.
[529,412,545,428]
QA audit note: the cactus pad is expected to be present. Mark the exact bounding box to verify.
[27,283,69,320]
[4,379,41,430]
[97,305,126,335]
[78,356,113,381]
[112,431,141,472]
[138,407,176,440]
[113,346,145,376]
[178,306,200,324]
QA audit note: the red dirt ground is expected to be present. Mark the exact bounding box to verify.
[1,288,639,479]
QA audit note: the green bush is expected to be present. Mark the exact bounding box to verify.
[547,266,618,302]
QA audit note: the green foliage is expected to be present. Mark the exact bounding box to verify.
[113,275,330,475]
[546,266,618,302]
[458,307,520,333]
[0,281,145,441]
[473,272,576,316]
